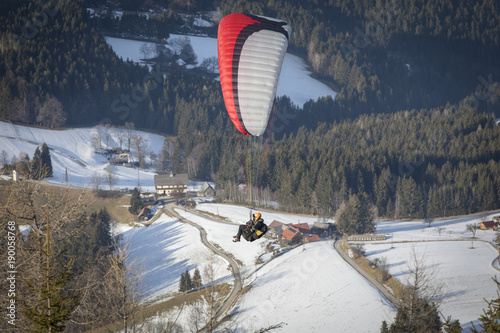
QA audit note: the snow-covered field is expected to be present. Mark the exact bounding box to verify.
[233,242,395,332]
[105,35,337,107]
[0,121,164,192]
[116,213,228,303]
[363,213,500,331]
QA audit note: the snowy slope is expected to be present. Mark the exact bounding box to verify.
[104,35,336,107]
[0,121,165,191]
[233,241,396,332]
[364,213,500,332]
[119,213,228,303]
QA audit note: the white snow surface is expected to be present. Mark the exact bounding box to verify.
[364,213,500,332]
[234,242,396,332]
[119,213,228,303]
[0,121,165,192]
[104,35,336,107]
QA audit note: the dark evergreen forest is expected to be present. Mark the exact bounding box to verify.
[0,0,499,219]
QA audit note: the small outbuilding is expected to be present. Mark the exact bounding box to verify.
[138,206,151,221]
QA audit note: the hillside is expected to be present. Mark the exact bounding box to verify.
[111,201,500,332]
[0,120,164,191]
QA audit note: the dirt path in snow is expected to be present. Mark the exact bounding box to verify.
[163,203,242,327]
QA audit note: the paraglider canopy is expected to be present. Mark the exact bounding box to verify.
[218,13,291,136]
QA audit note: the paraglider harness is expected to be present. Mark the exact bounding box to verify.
[242,217,268,242]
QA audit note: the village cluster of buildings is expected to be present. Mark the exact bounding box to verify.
[266,220,336,245]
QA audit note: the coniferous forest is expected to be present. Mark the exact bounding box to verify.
[0,0,499,219]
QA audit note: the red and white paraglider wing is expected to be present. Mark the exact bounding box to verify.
[218,13,291,136]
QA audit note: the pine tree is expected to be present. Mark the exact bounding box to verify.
[389,299,441,333]
[471,277,500,332]
[380,320,389,333]
[91,209,112,257]
[41,143,53,177]
[185,269,193,291]
[192,268,202,289]
[179,271,186,292]
[21,212,80,332]
[129,187,143,215]
[23,259,80,333]
[336,193,375,235]
[179,269,194,292]
[30,146,43,180]
[442,316,462,333]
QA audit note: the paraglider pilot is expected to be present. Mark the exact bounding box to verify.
[233,212,267,242]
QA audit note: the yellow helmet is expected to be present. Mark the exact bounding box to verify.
[254,212,261,220]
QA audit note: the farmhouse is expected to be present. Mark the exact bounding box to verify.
[282,226,302,245]
[479,221,497,230]
[110,153,130,164]
[154,173,189,196]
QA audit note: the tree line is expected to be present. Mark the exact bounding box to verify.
[214,102,500,220]
[220,0,500,125]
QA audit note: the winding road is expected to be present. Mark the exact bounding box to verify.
[163,203,242,325]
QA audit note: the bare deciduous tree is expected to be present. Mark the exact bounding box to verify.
[103,237,144,333]
[435,226,446,236]
[424,215,434,228]
[139,42,154,59]
[199,56,218,73]
[132,133,149,168]
[36,95,67,128]
[374,256,391,282]
[91,132,101,152]
[124,122,135,153]
[102,123,112,149]
[105,165,118,191]
[116,127,127,150]
[90,171,104,192]
[466,223,479,248]
[0,150,8,168]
